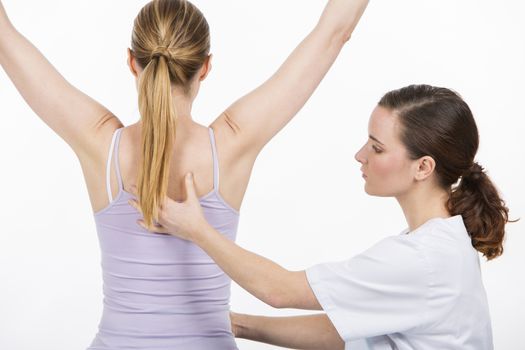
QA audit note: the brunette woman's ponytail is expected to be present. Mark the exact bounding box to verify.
[447,162,510,260]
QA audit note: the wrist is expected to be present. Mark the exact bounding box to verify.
[230,312,250,339]
[192,220,214,244]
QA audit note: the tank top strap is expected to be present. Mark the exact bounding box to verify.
[106,127,124,202]
[208,127,220,190]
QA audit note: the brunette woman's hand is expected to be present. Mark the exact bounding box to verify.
[229,311,243,338]
[128,173,210,241]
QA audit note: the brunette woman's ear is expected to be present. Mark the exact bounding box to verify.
[414,156,436,182]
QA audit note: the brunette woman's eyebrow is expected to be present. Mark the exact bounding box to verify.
[369,135,385,145]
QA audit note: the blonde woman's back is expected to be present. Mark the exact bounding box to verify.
[88,121,242,349]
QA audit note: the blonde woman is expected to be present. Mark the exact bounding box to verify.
[0,0,369,349]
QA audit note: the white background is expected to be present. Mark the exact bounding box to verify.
[1,1,524,349]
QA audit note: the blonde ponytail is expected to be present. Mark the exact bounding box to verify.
[137,54,177,228]
[131,0,210,229]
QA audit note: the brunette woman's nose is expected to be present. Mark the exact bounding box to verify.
[355,145,366,164]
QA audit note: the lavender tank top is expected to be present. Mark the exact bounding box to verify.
[88,127,240,350]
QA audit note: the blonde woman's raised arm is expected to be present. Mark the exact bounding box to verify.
[212,0,369,156]
[0,1,120,161]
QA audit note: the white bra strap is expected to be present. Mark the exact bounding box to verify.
[208,127,220,190]
[106,129,119,202]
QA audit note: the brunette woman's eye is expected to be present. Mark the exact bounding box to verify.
[372,145,383,153]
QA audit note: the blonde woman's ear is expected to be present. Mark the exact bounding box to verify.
[127,48,139,78]
[199,54,213,81]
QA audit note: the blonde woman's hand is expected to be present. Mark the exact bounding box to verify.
[128,173,209,242]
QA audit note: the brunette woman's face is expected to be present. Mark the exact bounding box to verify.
[354,106,420,197]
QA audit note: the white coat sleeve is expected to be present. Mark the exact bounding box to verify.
[305,236,430,341]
